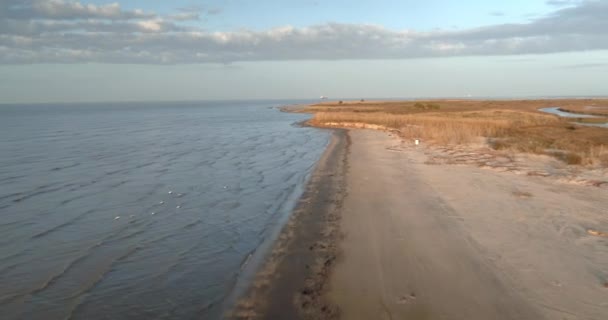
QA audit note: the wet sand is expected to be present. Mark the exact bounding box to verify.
[230,129,348,319]
[233,128,608,319]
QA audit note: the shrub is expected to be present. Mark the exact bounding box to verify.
[562,152,583,165]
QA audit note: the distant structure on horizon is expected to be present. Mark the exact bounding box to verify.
[320,96,328,100]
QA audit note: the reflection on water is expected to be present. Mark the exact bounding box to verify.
[0,101,328,319]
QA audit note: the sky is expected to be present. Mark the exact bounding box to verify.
[0,0,607,103]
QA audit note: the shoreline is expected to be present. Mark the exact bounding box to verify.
[229,128,348,319]
[230,100,607,319]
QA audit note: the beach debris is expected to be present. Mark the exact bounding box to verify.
[168,191,173,194]
[587,229,608,237]
[151,212,156,215]
[159,201,165,204]
[527,171,550,177]
[512,190,533,198]
[114,216,120,220]
[176,205,181,209]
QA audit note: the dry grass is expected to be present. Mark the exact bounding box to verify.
[306,98,608,114]
[304,99,608,166]
[557,104,608,117]
[311,110,555,144]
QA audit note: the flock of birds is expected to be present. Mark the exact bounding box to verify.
[113,190,184,221]
[112,186,230,221]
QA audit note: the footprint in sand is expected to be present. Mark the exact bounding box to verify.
[397,293,417,304]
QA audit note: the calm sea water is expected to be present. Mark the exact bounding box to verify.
[0,101,329,319]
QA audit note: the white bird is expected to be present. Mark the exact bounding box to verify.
[168,191,173,194]
[159,201,165,204]
[176,205,181,209]
[114,216,120,220]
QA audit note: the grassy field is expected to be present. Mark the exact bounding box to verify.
[302,99,608,166]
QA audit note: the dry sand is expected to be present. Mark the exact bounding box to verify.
[330,129,608,320]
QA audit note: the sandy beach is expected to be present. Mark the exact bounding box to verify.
[331,129,607,319]
[233,125,608,319]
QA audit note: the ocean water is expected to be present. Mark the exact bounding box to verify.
[0,101,329,319]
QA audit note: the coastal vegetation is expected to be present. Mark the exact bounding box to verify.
[303,99,608,166]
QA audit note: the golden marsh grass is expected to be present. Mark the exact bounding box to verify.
[304,100,608,166]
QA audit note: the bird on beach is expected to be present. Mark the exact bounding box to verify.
[168,191,173,194]
[114,216,120,220]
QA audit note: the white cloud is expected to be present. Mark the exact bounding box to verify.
[168,12,199,21]
[2,0,155,20]
[0,0,606,64]
[137,20,163,32]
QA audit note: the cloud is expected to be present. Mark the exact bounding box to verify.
[546,0,583,6]
[0,0,607,64]
[168,5,221,21]
[168,12,200,21]
[1,0,155,20]
[207,8,222,15]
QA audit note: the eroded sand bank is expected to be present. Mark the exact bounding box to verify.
[330,130,608,320]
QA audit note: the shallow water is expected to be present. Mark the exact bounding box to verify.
[0,101,329,319]
[576,122,608,128]
[539,107,608,128]
[539,107,598,118]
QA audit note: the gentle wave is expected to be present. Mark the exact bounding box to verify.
[0,100,328,320]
